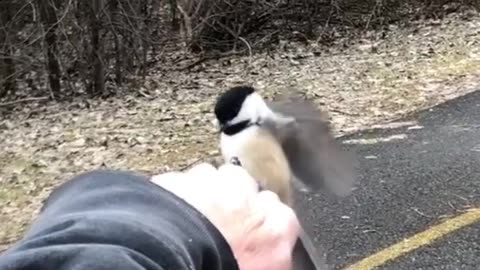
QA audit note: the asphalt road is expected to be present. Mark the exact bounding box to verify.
[295,90,480,270]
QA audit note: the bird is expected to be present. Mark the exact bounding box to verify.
[212,85,356,270]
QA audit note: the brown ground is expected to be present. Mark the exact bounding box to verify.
[1,11,479,250]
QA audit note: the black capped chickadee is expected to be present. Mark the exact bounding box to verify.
[213,85,356,270]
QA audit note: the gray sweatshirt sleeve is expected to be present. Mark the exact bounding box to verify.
[0,169,239,270]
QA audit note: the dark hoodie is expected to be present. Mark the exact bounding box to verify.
[0,170,239,270]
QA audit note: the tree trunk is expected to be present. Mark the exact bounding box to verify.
[37,0,62,99]
[170,0,179,30]
[141,1,149,79]
[89,0,105,95]
[0,1,16,98]
[110,0,123,86]
[2,53,17,98]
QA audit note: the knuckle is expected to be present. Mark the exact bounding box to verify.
[258,190,281,202]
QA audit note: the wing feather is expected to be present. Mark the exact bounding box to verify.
[263,92,356,197]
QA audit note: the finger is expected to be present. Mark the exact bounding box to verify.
[256,190,281,203]
[184,162,225,195]
[150,172,197,198]
[256,190,300,246]
[150,171,186,186]
[186,162,217,176]
[217,163,260,195]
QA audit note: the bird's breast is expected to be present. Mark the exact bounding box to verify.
[219,127,293,203]
[219,126,260,160]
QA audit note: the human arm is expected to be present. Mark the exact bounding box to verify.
[0,169,238,270]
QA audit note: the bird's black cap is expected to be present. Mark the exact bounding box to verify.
[214,86,255,126]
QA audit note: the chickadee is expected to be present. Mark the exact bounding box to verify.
[213,85,356,270]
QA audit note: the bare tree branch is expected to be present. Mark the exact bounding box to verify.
[0,97,49,107]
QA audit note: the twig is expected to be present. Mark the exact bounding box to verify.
[330,109,360,117]
[177,55,211,71]
[176,49,245,71]
[412,207,433,218]
[0,96,50,107]
[238,36,253,76]
[179,157,205,171]
[179,152,221,171]
[137,89,152,98]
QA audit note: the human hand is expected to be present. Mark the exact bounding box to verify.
[151,163,300,270]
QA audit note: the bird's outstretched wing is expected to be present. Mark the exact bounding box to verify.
[263,91,356,197]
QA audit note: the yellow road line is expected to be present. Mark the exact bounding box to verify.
[342,208,480,270]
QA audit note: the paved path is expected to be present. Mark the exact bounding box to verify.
[296,90,480,270]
